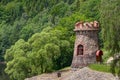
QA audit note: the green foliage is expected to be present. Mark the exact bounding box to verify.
[100,0,120,77]
[50,2,69,17]
[89,63,119,76]
[100,0,120,54]
[5,39,31,80]
[0,0,101,57]
[0,0,119,79]
[102,49,111,62]
[89,64,111,73]
[50,1,70,24]
[5,27,72,79]
[80,0,100,20]
[1,0,101,79]
[5,2,23,21]
[0,64,9,80]
[111,56,120,77]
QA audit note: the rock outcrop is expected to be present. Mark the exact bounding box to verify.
[25,67,118,80]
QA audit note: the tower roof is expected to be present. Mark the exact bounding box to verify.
[74,21,99,31]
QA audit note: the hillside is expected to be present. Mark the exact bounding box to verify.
[0,0,120,80]
[25,67,118,80]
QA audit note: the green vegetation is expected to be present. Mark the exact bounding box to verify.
[89,64,119,74]
[59,67,71,71]
[0,63,9,80]
[0,0,119,80]
[100,0,120,77]
[100,0,120,54]
[102,49,111,62]
[4,27,72,79]
[89,64,111,73]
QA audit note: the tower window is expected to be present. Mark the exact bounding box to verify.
[77,45,83,55]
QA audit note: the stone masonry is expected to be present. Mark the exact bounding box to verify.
[71,21,99,68]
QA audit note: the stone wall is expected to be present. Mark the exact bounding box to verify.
[71,30,99,68]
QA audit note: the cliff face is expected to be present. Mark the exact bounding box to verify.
[25,67,117,80]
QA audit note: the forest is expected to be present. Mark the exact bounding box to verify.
[0,0,120,80]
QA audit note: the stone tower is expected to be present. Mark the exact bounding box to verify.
[71,21,99,68]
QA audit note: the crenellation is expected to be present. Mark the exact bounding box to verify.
[74,21,99,31]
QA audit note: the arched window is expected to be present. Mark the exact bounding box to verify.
[77,45,83,55]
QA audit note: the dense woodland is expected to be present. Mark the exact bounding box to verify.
[0,0,120,80]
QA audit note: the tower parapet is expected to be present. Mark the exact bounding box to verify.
[74,21,99,31]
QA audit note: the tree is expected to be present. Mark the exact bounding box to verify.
[1,0,104,79]
[100,0,120,77]
[111,54,120,79]
[80,0,100,20]
[5,27,71,79]
[5,39,31,80]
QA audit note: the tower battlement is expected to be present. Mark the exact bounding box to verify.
[74,21,99,31]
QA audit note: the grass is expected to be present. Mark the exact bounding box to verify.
[89,64,111,73]
[59,64,115,73]
[46,66,71,73]
[89,63,120,74]
[59,66,71,72]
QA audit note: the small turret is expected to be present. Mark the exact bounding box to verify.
[71,21,100,68]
